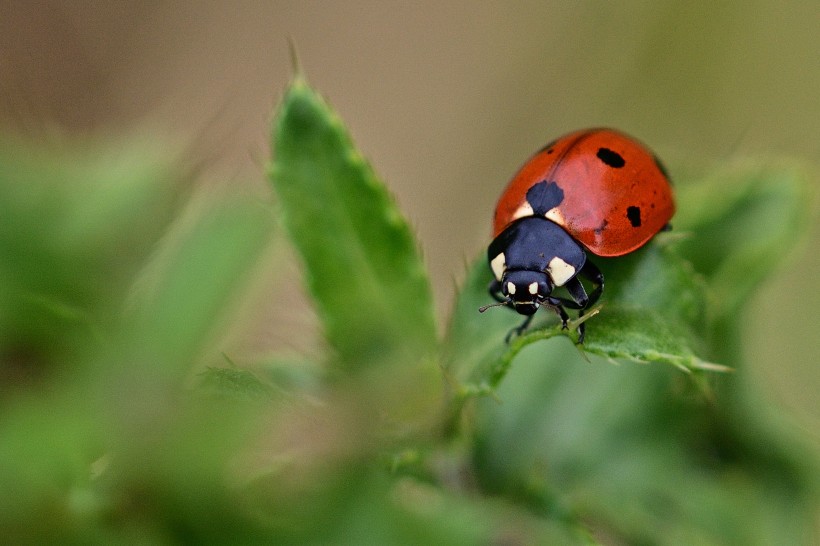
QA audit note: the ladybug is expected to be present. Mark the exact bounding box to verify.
[481,128,675,343]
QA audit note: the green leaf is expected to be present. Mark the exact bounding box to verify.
[269,77,437,371]
[581,241,719,372]
[445,240,720,410]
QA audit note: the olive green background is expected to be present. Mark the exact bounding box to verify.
[1,2,817,442]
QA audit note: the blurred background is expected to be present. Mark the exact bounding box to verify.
[1,1,817,438]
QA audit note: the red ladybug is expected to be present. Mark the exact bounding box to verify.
[481,128,675,343]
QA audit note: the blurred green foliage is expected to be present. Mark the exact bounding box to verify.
[0,77,816,545]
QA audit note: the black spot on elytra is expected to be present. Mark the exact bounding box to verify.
[597,147,625,168]
[526,180,564,215]
[626,206,642,227]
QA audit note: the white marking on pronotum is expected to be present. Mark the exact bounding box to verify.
[506,282,516,295]
[490,252,506,281]
[547,256,576,286]
[528,282,538,295]
[512,202,534,222]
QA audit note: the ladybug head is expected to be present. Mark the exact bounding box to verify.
[494,269,553,315]
[502,269,553,315]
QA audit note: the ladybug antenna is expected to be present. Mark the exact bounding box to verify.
[479,300,510,313]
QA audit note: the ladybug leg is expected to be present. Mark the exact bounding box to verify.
[503,300,568,343]
[544,297,571,329]
[569,262,605,344]
[556,262,603,310]
[488,279,506,303]
[562,279,589,309]
[549,262,604,343]
[578,261,604,307]
[504,299,570,343]
[557,279,589,343]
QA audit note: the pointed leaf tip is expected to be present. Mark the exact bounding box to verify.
[269,78,437,372]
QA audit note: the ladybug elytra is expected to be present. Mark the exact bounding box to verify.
[481,128,676,343]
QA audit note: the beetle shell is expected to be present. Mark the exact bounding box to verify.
[493,128,675,257]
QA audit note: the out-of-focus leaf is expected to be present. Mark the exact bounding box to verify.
[471,340,816,546]
[0,136,283,543]
[0,393,102,544]
[196,366,275,402]
[118,194,274,382]
[0,136,189,375]
[674,161,812,321]
[247,463,589,545]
